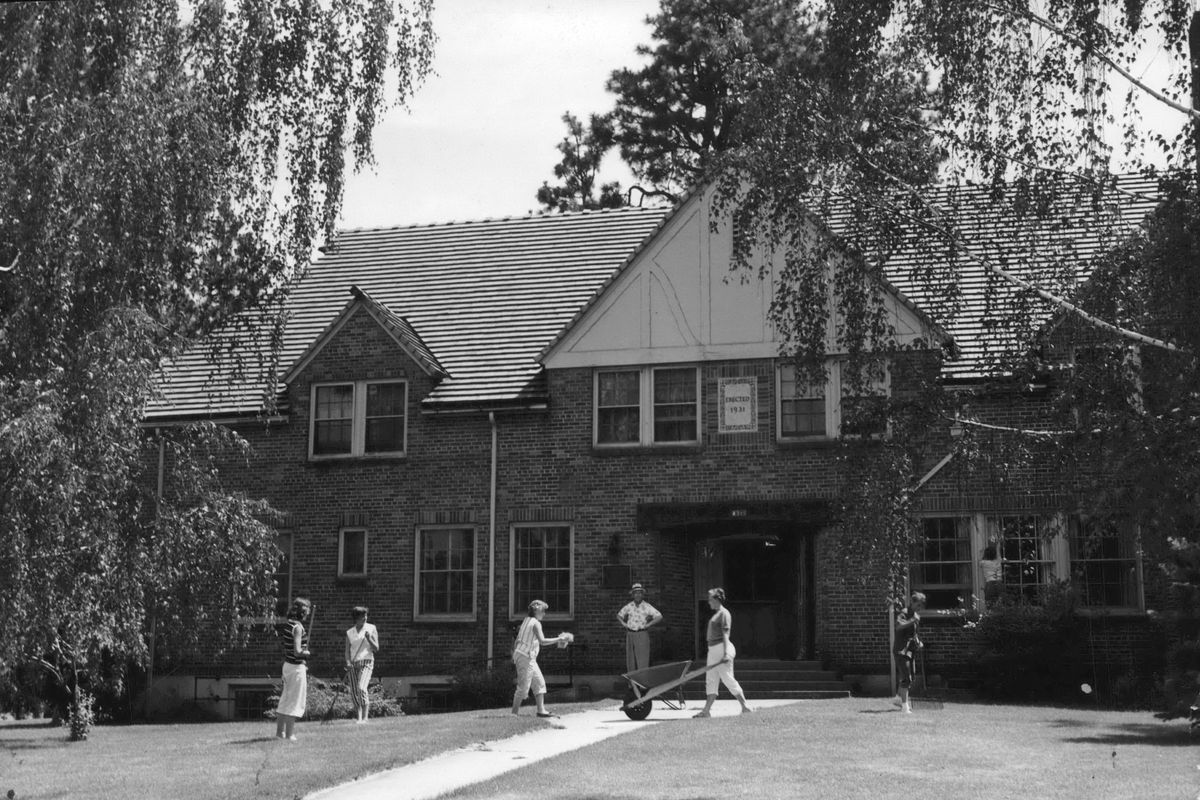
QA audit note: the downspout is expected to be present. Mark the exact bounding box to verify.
[487,412,498,669]
[145,431,165,718]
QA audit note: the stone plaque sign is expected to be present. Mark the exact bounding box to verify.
[718,377,757,433]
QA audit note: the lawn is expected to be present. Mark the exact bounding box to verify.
[0,705,594,800]
[1,699,1196,800]
[444,699,1200,800]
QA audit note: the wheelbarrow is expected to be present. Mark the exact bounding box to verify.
[619,660,721,720]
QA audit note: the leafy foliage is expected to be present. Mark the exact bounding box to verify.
[608,0,838,197]
[536,112,626,213]
[0,0,434,735]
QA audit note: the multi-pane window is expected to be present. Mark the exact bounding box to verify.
[1071,518,1140,609]
[594,367,699,446]
[339,528,367,576]
[512,524,572,616]
[365,383,406,453]
[273,533,293,617]
[232,686,274,721]
[313,385,354,455]
[838,361,889,438]
[910,517,972,611]
[653,368,698,442]
[995,515,1057,603]
[417,527,476,617]
[309,380,407,458]
[597,371,640,444]
[779,363,825,438]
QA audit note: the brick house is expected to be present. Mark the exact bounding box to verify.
[144,179,1165,717]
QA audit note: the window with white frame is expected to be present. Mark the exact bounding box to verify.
[416,526,476,618]
[594,367,699,446]
[310,380,407,458]
[1070,517,1141,610]
[778,363,826,439]
[993,515,1059,604]
[776,359,889,441]
[908,512,1143,612]
[910,517,973,611]
[339,527,368,576]
[273,533,293,617]
[511,524,572,617]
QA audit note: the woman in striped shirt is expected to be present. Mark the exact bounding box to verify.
[511,600,571,717]
[275,597,311,740]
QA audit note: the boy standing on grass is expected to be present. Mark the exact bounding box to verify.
[893,592,926,714]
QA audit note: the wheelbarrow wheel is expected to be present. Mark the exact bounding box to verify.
[622,689,652,721]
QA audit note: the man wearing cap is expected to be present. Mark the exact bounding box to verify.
[617,583,663,672]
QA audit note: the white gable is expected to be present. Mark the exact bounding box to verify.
[543,184,933,369]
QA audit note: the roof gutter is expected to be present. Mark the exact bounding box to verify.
[420,402,548,415]
[139,414,288,428]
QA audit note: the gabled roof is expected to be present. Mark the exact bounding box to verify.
[145,176,1161,421]
[281,286,449,385]
[146,207,670,419]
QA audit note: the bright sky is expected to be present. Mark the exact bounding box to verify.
[338,0,658,229]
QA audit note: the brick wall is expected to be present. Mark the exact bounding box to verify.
[168,311,1161,686]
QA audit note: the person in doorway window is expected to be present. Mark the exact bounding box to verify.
[344,606,379,723]
[617,582,662,673]
[275,597,311,740]
[511,600,572,718]
[980,545,1003,607]
[693,588,753,718]
[893,592,926,714]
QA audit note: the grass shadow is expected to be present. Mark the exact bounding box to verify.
[0,721,59,731]
[1061,722,1193,747]
[228,737,281,745]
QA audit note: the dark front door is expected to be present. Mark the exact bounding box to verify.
[695,532,808,660]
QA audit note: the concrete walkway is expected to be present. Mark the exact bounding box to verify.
[306,699,800,800]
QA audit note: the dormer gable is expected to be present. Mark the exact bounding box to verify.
[281,285,449,386]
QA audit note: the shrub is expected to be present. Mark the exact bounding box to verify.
[449,660,516,710]
[970,582,1088,702]
[265,674,405,721]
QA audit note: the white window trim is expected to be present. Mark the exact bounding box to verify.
[910,512,1144,615]
[776,359,891,442]
[414,525,478,622]
[338,527,368,577]
[508,523,574,621]
[593,366,701,447]
[308,379,408,460]
[909,514,978,617]
[776,362,828,441]
[1068,517,1146,614]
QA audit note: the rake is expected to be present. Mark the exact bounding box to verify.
[909,647,944,711]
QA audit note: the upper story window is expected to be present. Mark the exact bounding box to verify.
[777,359,889,441]
[778,363,826,438]
[310,380,407,459]
[416,526,476,620]
[594,366,700,447]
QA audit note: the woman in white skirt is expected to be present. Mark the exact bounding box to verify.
[275,597,311,740]
[693,588,753,718]
[344,606,379,723]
